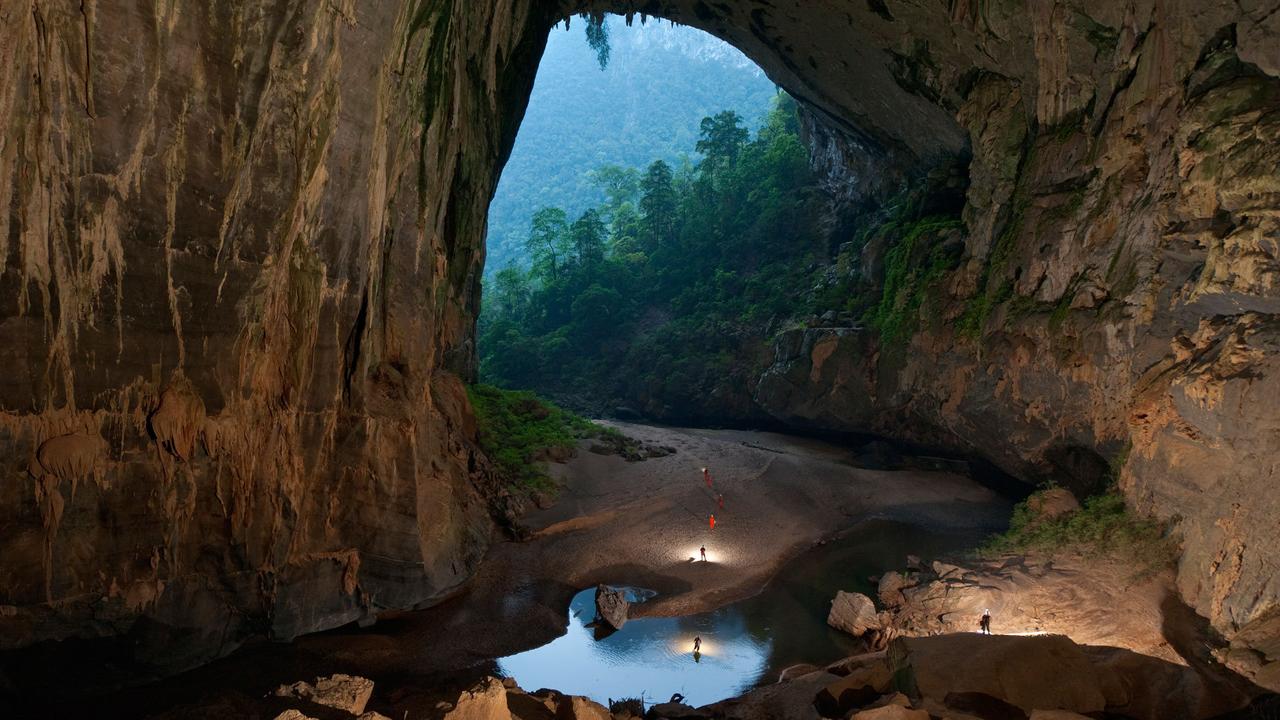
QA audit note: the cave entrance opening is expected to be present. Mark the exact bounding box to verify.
[477,13,824,424]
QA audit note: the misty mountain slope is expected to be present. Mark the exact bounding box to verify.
[486,17,778,272]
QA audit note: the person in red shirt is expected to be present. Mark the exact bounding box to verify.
[709,514,716,530]
[703,467,712,488]
[717,493,725,509]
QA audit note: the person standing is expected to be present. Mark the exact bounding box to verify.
[693,636,702,652]
[709,514,716,530]
[703,467,712,488]
[700,546,707,562]
[980,609,992,635]
[717,493,725,510]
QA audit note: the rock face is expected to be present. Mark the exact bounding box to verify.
[889,633,1249,719]
[892,634,1110,715]
[3,0,1280,683]
[874,555,1183,664]
[446,677,514,720]
[594,584,629,630]
[0,0,538,671]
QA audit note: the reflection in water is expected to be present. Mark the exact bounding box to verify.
[498,520,990,707]
[498,588,772,707]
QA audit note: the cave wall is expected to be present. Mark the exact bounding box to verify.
[568,1,1280,669]
[0,0,552,670]
[714,0,1280,663]
[2,0,1279,685]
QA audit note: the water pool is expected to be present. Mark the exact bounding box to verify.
[497,519,990,707]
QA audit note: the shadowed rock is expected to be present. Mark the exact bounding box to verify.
[594,585,629,630]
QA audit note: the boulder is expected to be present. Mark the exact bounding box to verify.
[930,561,964,579]
[1025,489,1080,525]
[445,677,514,720]
[828,591,881,638]
[595,585,630,630]
[274,674,375,715]
[888,634,1107,715]
[877,572,916,607]
[850,707,929,720]
[779,663,822,682]
[813,661,894,718]
[825,651,889,677]
[704,670,838,720]
[507,691,556,720]
[865,693,911,710]
[273,712,315,720]
[1028,712,1093,720]
[942,692,1028,720]
[555,695,613,720]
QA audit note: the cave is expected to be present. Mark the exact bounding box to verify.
[2,1,1279,716]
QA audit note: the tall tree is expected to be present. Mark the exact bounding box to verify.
[639,160,676,250]
[526,207,570,283]
[589,165,640,218]
[570,209,608,270]
[696,111,750,170]
[491,264,530,319]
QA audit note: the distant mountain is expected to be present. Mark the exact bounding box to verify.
[485,16,778,274]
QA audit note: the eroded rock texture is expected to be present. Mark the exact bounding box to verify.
[0,0,552,669]
[568,0,1280,664]
[3,0,1279,684]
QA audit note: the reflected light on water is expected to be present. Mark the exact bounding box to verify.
[498,588,769,707]
[497,522,997,708]
[668,635,716,657]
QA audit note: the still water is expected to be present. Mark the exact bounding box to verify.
[497,519,989,707]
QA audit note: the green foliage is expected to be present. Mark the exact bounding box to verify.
[486,17,777,271]
[959,195,1027,339]
[478,96,818,412]
[867,215,964,344]
[466,384,600,491]
[581,13,610,69]
[984,488,1175,571]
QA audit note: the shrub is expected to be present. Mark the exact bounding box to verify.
[467,384,603,491]
[983,488,1176,572]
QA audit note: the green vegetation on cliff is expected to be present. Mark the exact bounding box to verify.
[984,488,1175,571]
[467,385,606,490]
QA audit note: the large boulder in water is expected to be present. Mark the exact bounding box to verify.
[595,584,629,630]
[828,591,881,638]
